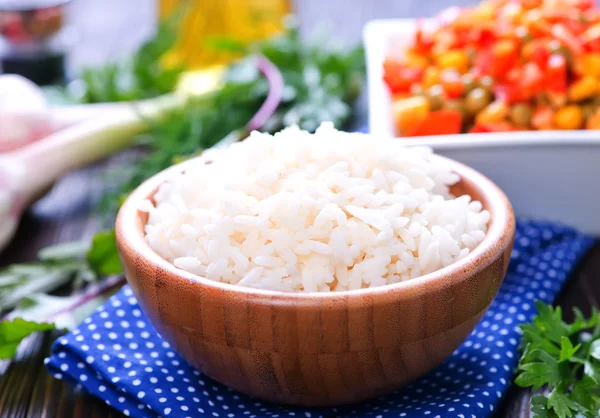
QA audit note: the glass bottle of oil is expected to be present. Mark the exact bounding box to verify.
[159,0,292,70]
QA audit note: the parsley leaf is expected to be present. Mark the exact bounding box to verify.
[98,22,364,218]
[515,349,561,390]
[87,230,123,276]
[75,8,185,103]
[560,336,580,363]
[0,234,123,317]
[0,318,56,359]
[517,302,600,418]
[590,340,600,360]
[531,395,555,418]
[547,389,577,418]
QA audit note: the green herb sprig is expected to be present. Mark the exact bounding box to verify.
[516,301,600,418]
[99,22,365,216]
[75,10,185,103]
[0,232,123,358]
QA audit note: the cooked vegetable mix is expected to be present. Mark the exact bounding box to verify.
[383,0,600,136]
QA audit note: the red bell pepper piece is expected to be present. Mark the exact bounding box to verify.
[436,6,462,28]
[454,29,472,48]
[414,18,434,53]
[563,19,586,37]
[521,62,545,96]
[474,51,492,76]
[472,27,496,48]
[532,106,554,129]
[495,63,543,103]
[522,0,543,8]
[475,50,517,79]
[494,84,524,104]
[552,23,585,55]
[546,54,568,92]
[582,22,600,52]
[469,122,519,133]
[584,9,600,25]
[469,124,489,134]
[526,11,553,37]
[440,70,464,99]
[382,59,423,94]
[403,110,463,137]
[478,40,519,79]
[530,42,550,69]
[575,0,595,11]
[541,8,583,24]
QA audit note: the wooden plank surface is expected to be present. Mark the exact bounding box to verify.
[1,0,598,417]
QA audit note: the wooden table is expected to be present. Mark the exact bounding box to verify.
[1,0,600,417]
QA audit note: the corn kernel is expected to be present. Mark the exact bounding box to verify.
[476,2,498,20]
[404,51,429,69]
[493,39,517,59]
[476,101,509,125]
[568,76,598,102]
[502,2,523,23]
[532,106,555,130]
[436,50,470,73]
[575,53,600,77]
[554,105,583,129]
[392,96,430,135]
[422,67,441,89]
[586,110,600,129]
[547,92,567,108]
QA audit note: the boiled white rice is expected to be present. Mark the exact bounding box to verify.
[142,122,490,292]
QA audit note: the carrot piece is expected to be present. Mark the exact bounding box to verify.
[403,110,463,137]
[469,122,519,133]
[586,110,600,129]
[392,96,430,135]
[532,106,555,130]
[552,23,585,55]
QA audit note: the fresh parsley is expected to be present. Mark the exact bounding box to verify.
[0,231,122,315]
[0,234,124,359]
[516,301,600,418]
[0,318,56,359]
[98,22,364,217]
[86,230,123,276]
[74,8,185,103]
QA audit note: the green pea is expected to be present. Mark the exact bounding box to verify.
[426,84,446,111]
[461,73,478,93]
[549,40,574,68]
[515,26,533,43]
[535,93,550,107]
[444,99,467,118]
[509,103,533,127]
[478,75,494,92]
[465,88,492,115]
[410,83,424,96]
[582,103,597,120]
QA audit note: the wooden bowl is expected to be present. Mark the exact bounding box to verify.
[115,155,515,407]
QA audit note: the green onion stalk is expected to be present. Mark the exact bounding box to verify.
[0,55,284,254]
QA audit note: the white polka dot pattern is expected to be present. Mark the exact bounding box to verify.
[46,220,593,418]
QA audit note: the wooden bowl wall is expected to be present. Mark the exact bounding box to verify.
[116,155,515,406]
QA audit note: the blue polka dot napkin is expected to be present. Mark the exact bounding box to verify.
[46,220,593,418]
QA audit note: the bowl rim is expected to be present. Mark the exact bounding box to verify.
[116,151,515,304]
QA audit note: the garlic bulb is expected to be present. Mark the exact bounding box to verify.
[0,74,53,153]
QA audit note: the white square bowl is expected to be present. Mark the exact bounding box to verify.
[363,18,600,235]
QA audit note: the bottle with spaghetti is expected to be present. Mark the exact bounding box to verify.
[159,0,293,70]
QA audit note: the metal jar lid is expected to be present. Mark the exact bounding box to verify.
[0,0,74,84]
